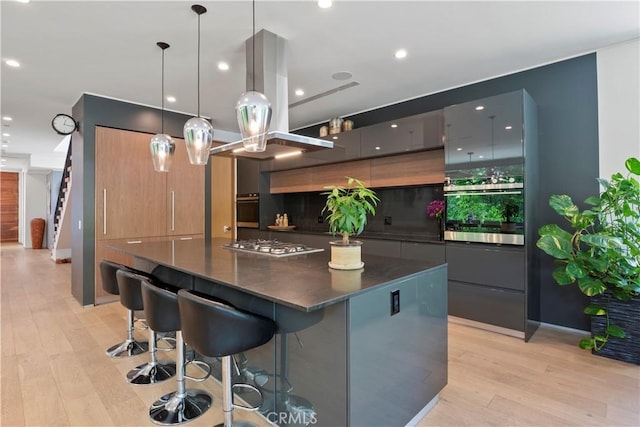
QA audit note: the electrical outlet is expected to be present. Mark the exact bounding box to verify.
[391,290,400,315]
[384,216,392,225]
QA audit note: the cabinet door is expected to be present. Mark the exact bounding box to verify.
[360,115,424,157]
[95,127,167,240]
[237,158,260,194]
[167,139,205,236]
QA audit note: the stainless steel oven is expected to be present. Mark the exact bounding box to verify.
[236,193,259,228]
[444,183,524,245]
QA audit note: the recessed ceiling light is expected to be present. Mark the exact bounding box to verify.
[2,117,12,121]
[16,0,30,3]
[2,144,8,148]
[375,146,381,150]
[505,125,513,130]
[2,133,9,137]
[478,155,484,159]
[390,124,398,128]
[317,0,332,9]
[332,71,352,81]
[295,89,304,97]
[5,59,20,68]
[456,147,462,151]
[166,96,176,103]
[1,159,6,162]
[475,105,484,111]
[394,49,407,59]
[332,136,338,140]
[217,62,229,71]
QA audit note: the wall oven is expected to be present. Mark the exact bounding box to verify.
[444,183,524,245]
[236,193,259,228]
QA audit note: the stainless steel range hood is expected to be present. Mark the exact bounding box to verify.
[210,30,332,160]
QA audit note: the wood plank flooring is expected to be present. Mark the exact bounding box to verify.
[1,243,639,426]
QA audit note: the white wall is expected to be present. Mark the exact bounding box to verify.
[24,171,49,249]
[597,38,640,178]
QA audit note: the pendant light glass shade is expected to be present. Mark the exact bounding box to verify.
[184,116,213,164]
[150,133,175,172]
[151,41,174,172]
[184,4,213,165]
[236,90,272,152]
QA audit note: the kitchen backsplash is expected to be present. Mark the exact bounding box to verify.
[280,184,444,239]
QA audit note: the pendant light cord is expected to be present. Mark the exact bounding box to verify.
[197,12,201,117]
[161,48,165,134]
[252,0,256,91]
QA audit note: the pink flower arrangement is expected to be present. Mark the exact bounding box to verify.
[427,199,445,219]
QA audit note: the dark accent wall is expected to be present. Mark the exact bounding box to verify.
[71,94,195,305]
[299,54,598,330]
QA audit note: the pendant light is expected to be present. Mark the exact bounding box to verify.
[183,4,214,165]
[150,42,176,172]
[235,0,272,153]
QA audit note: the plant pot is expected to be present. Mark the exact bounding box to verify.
[30,218,46,249]
[500,222,517,233]
[328,240,364,270]
[330,268,363,292]
[591,294,640,365]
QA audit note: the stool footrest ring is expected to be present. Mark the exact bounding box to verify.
[184,360,211,382]
[232,383,263,412]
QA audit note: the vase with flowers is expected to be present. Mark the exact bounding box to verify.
[427,199,445,240]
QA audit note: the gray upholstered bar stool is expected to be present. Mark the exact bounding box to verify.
[99,260,148,357]
[142,280,212,425]
[177,289,276,427]
[116,270,177,385]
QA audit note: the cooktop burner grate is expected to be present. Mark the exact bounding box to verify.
[223,239,324,258]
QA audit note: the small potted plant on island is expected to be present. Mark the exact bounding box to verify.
[537,157,640,364]
[322,177,379,270]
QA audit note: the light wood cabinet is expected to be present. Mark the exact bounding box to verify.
[94,126,205,303]
[167,141,205,236]
[269,150,443,193]
[95,127,167,240]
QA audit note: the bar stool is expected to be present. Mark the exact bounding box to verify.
[177,289,276,427]
[99,260,148,358]
[142,280,212,425]
[116,270,177,385]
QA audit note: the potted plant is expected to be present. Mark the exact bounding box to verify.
[537,157,640,364]
[500,196,520,233]
[427,199,445,240]
[322,177,379,270]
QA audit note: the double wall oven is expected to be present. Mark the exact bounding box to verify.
[236,193,259,228]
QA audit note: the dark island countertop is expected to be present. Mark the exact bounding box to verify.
[111,237,445,312]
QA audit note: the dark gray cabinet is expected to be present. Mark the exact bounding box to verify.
[446,243,524,291]
[237,158,260,194]
[360,110,443,158]
[401,241,445,264]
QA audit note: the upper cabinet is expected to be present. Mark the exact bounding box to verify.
[444,91,524,182]
[360,110,443,158]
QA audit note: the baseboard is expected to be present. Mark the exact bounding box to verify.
[539,321,590,336]
[51,247,71,262]
[405,395,439,427]
[448,315,526,339]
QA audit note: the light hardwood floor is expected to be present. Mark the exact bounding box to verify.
[1,243,638,426]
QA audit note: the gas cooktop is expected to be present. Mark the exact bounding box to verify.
[223,239,324,258]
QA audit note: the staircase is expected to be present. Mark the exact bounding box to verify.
[51,144,72,263]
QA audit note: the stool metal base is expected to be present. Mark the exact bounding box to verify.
[105,339,148,358]
[214,420,257,427]
[126,360,176,385]
[149,388,212,425]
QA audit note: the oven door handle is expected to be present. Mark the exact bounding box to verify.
[445,190,522,197]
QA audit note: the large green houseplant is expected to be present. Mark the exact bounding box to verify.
[322,177,379,270]
[537,157,640,357]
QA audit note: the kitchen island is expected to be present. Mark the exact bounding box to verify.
[112,237,447,427]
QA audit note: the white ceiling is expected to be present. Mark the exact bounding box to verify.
[1,0,638,171]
